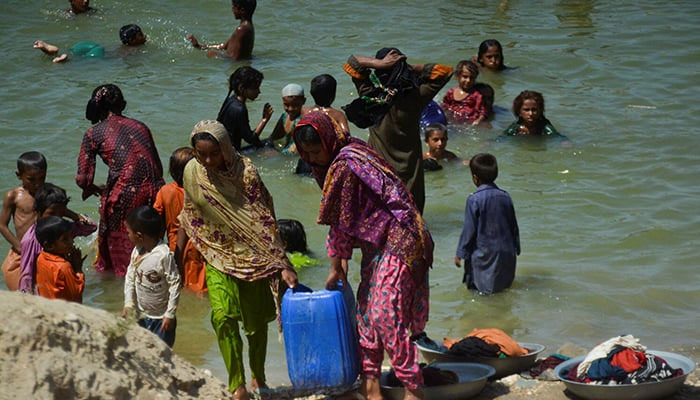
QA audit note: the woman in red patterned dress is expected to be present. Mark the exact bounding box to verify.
[76,84,164,275]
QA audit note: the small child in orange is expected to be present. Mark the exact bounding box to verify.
[35,216,85,303]
[153,148,206,292]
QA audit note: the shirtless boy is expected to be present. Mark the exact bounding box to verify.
[303,74,350,133]
[187,0,256,60]
[1,152,47,290]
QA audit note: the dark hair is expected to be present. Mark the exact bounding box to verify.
[474,83,495,117]
[512,90,545,118]
[294,125,322,145]
[35,216,73,248]
[477,39,505,70]
[228,66,263,97]
[34,183,69,215]
[119,24,143,45]
[469,153,498,183]
[455,60,479,77]
[277,219,307,253]
[17,151,47,173]
[190,131,218,147]
[85,84,126,124]
[310,74,337,107]
[232,0,256,16]
[169,147,194,187]
[126,206,164,240]
[423,123,447,141]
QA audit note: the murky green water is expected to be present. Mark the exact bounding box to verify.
[2,0,699,385]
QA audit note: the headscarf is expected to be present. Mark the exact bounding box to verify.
[294,112,433,270]
[179,120,291,313]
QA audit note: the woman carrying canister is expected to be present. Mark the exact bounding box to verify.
[176,120,297,400]
[294,112,433,400]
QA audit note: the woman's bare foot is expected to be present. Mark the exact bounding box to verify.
[33,40,59,55]
[402,386,424,400]
[250,378,268,392]
[52,54,68,63]
[360,377,383,400]
[233,384,250,400]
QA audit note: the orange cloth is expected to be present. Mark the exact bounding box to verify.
[154,182,206,292]
[611,348,646,373]
[444,328,528,357]
[2,249,21,291]
[36,251,84,303]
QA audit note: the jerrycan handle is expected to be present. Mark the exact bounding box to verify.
[286,282,313,296]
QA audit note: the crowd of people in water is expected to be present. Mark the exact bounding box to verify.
[4,1,568,399]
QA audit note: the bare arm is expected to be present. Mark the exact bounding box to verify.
[186,34,225,50]
[174,228,188,280]
[0,190,21,252]
[351,50,406,70]
[267,116,286,141]
[254,103,274,136]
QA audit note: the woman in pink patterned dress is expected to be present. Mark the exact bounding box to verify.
[294,112,433,400]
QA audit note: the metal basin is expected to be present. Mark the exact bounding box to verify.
[417,342,545,379]
[380,362,495,400]
[553,350,696,400]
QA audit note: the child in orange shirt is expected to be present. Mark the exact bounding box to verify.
[35,216,85,303]
[153,148,206,292]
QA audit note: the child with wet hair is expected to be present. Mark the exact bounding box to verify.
[474,39,509,72]
[33,24,145,63]
[423,123,457,162]
[503,90,560,136]
[153,148,206,292]
[455,153,520,294]
[187,0,257,60]
[441,60,488,125]
[1,152,47,290]
[303,74,350,133]
[119,24,147,46]
[217,66,273,151]
[35,216,86,303]
[19,183,96,294]
[122,206,181,347]
[267,84,306,154]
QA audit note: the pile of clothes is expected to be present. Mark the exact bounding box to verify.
[385,364,458,388]
[414,328,529,359]
[566,335,683,385]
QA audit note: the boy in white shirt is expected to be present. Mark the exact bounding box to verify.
[122,206,181,347]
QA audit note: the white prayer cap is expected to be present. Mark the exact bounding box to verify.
[282,83,304,97]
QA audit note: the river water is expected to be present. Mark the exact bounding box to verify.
[1,0,699,386]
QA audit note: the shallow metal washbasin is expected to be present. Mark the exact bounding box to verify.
[380,362,495,400]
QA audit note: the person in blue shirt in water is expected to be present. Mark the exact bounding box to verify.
[454,153,520,294]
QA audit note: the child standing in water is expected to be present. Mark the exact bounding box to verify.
[35,216,86,303]
[217,66,273,151]
[441,60,488,125]
[19,183,96,294]
[188,0,257,60]
[153,148,206,292]
[455,153,520,294]
[503,90,560,136]
[303,74,350,133]
[423,123,457,162]
[267,84,306,154]
[1,152,46,290]
[473,39,509,72]
[123,206,181,347]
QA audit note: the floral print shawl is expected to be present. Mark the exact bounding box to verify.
[294,112,433,270]
[179,120,291,280]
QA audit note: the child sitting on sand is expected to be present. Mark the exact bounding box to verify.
[423,123,457,163]
[303,74,350,133]
[503,90,560,136]
[441,60,488,125]
[19,183,96,294]
[154,148,206,292]
[267,84,306,154]
[33,24,145,63]
[1,152,47,290]
[187,0,256,60]
[35,216,86,303]
[217,66,273,151]
[122,206,181,347]
[455,153,520,294]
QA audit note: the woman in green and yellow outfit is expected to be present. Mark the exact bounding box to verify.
[177,120,298,400]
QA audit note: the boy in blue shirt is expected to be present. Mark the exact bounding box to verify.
[455,153,520,294]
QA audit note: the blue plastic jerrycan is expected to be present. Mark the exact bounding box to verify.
[281,282,359,389]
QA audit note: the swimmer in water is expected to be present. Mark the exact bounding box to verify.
[33,24,146,63]
[67,0,93,15]
[503,90,561,136]
[472,39,510,72]
[423,123,457,162]
[187,0,256,60]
